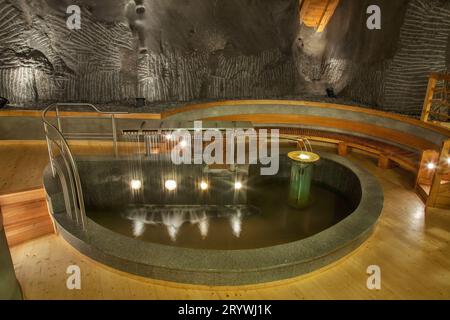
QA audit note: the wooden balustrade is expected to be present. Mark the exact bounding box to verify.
[421,72,450,127]
[415,139,450,213]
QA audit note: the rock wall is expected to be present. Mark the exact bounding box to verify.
[0,0,450,116]
[340,0,450,116]
[0,0,298,106]
[294,0,409,102]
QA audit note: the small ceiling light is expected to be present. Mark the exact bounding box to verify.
[200,181,208,191]
[131,179,142,190]
[165,179,177,191]
[234,181,243,190]
[426,162,436,170]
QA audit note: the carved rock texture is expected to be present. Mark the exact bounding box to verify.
[0,0,450,116]
[339,0,450,115]
[0,0,298,106]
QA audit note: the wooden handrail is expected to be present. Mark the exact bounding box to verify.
[421,73,450,124]
[429,72,450,81]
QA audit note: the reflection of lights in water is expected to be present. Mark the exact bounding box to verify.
[447,158,450,165]
[167,225,180,241]
[130,179,142,190]
[163,213,184,241]
[132,220,145,237]
[298,153,311,160]
[200,181,208,190]
[165,179,177,191]
[198,218,209,239]
[150,147,160,154]
[234,181,242,190]
[124,206,253,241]
[426,162,436,170]
[230,209,242,238]
[165,133,173,141]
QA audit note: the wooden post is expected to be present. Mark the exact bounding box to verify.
[337,142,348,156]
[427,140,450,209]
[420,74,437,122]
[415,150,439,187]
[378,154,397,169]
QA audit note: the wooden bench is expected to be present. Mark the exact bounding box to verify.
[262,127,421,173]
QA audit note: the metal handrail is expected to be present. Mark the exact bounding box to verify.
[42,103,128,230]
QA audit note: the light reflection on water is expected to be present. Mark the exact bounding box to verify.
[123,205,252,241]
[88,180,354,250]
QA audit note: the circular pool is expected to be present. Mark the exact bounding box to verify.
[44,152,383,285]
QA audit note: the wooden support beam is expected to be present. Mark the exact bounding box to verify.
[416,150,439,187]
[337,142,348,156]
[421,76,437,122]
[378,154,398,169]
[427,140,450,209]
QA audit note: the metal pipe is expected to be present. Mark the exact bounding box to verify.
[51,103,128,115]
[44,123,56,177]
[56,106,65,155]
[51,157,75,221]
[49,140,80,224]
[43,103,90,230]
[112,114,118,157]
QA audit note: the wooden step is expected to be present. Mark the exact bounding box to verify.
[0,188,55,247]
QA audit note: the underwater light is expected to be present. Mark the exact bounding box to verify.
[200,181,208,190]
[426,162,436,170]
[298,153,311,160]
[130,179,142,190]
[234,181,243,190]
[165,179,177,191]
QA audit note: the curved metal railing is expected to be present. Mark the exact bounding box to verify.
[42,103,127,230]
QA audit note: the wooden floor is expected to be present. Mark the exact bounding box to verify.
[0,143,50,194]
[0,142,116,194]
[3,143,450,299]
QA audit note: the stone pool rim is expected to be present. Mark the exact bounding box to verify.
[45,152,383,285]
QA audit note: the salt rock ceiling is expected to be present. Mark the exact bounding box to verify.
[0,0,449,116]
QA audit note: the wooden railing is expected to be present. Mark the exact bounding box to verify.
[415,139,450,213]
[421,72,450,126]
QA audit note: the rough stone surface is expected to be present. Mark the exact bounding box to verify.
[0,0,450,116]
[0,0,298,105]
[339,0,450,115]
